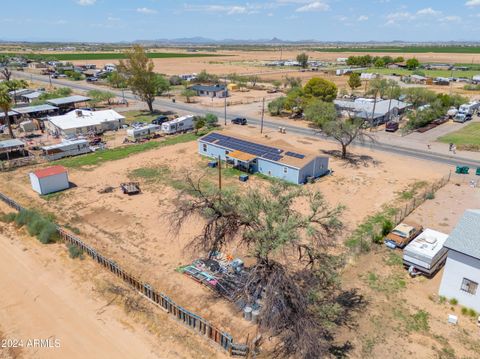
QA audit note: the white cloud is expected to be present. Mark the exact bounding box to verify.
[385,11,412,25]
[295,1,329,12]
[183,4,271,15]
[466,0,480,7]
[136,7,157,14]
[357,15,368,21]
[440,15,461,22]
[76,0,96,5]
[416,8,441,16]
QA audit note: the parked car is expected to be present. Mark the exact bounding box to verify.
[231,117,247,125]
[385,121,399,132]
[152,115,169,125]
[385,222,423,249]
[86,77,98,82]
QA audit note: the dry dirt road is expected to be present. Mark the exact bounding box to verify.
[0,231,162,359]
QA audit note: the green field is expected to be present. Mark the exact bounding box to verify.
[1,52,222,61]
[363,68,479,79]
[438,123,480,147]
[314,46,480,54]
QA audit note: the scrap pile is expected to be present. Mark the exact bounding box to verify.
[180,252,249,301]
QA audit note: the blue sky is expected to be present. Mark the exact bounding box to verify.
[2,0,480,42]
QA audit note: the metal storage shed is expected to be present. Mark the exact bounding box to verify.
[29,165,70,195]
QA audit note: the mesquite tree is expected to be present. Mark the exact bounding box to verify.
[170,179,364,358]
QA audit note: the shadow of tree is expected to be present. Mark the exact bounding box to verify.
[321,149,381,168]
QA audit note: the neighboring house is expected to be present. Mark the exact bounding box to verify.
[46,95,91,111]
[334,98,411,125]
[189,84,228,98]
[46,109,125,137]
[198,132,329,184]
[29,165,70,195]
[20,90,45,103]
[438,209,480,312]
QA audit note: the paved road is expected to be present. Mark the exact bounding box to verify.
[16,71,480,168]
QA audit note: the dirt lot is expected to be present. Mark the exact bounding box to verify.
[0,201,225,359]
[340,180,480,359]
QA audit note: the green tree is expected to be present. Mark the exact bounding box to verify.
[0,88,14,138]
[169,75,183,86]
[118,45,166,113]
[193,117,205,134]
[402,87,437,109]
[284,87,305,112]
[374,58,386,68]
[204,113,218,128]
[1,67,12,81]
[406,58,420,70]
[394,56,405,63]
[171,181,359,359]
[303,77,338,102]
[272,80,282,90]
[107,71,128,89]
[4,79,28,104]
[304,99,337,125]
[154,74,171,95]
[86,90,116,106]
[347,73,362,93]
[283,76,302,89]
[181,87,197,103]
[267,96,286,116]
[296,52,309,68]
[195,70,218,84]
[248,75,259,87]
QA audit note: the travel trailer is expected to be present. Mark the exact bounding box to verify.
[161,115,195,135]
[42,139,91,161]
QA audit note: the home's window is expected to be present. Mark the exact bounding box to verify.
[461,278,478,295]
[283,167,288,173]
[202,143,207,152]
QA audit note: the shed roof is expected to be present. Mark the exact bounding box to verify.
[46,95,91,106]
[0,139,25,151]
[443,209,480,260]
[33,165,67,179]
[190,84,226,92]
[22,91,44,100]
[13,104,58,115]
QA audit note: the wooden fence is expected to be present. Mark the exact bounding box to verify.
[392,172,451,225]
[0,156,38,171]
[0,191,248,357]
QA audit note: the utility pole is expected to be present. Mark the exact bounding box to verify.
[224,77,227,126]
[260,97,265,134]
[217,155,222,199]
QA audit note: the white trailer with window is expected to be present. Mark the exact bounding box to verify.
[161,115,195,134]
[403,228,449,277]
[42,139,91,161]
[126,124,162,141]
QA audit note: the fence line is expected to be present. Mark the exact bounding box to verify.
[392,172,451,226]
[0,156,38,172]
[0,191,248,357]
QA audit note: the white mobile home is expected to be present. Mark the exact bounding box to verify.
[46,109,125,137]
[403,228,449,277]
[42,139,91,161]
[126,124,162,141]
[29,165,69,195]
[161,115,195,134]
[439,210,480,312]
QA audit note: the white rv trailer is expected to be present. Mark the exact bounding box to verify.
[42,139,91,161]
[403,228,449,277]
[454,102,478,123]
[126,124,162,141]
[161,115,195,134]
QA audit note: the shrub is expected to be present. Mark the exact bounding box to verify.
[426,192,435,200]
[15,209,34,227]
[461,307,468,315]
[68,244,84,259]
[439,296,446,304]
[0,213,16,223]
[468,308,477,318]
[408,310,430,332]
[27,216,48,236]
[449,298,458,305]
[38,222,59,244]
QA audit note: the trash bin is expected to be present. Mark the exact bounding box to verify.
[239,174,249,182]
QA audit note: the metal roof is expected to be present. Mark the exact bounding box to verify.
[13,104,59,115]
[190,84,226,92]
[444,209,480,260]
[32,165,67,179]
[46,95,91,106]
[48,109,125,130]
[0,139,25,150]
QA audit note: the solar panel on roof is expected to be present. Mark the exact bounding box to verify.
[285,151,305,159]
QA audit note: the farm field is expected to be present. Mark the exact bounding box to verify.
[364,67,480,79]
[314,46,480,54]
[1,52,223,61]
[438,122,480,147]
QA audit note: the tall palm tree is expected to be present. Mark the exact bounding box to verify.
[385,80,402,122]
[0,88,14,138]
[368,78,388,127]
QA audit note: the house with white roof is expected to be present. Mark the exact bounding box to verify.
[46,109,125,137]
[438,210,480,312]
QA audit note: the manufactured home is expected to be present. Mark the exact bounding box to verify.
[162,115,195,134]
[198,132,329,184]
[46,109,125,137]
[42,139,91,161]
[403,228,449,277]
[127,124,162,141]
[189,85,228,98]
[439,210,480,312]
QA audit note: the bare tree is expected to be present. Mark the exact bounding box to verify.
[1,67,12,81]
[170,179,364,358]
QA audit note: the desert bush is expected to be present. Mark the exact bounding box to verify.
[0,212,16,223]
[68,244,84,259]
[449,298,458,305]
